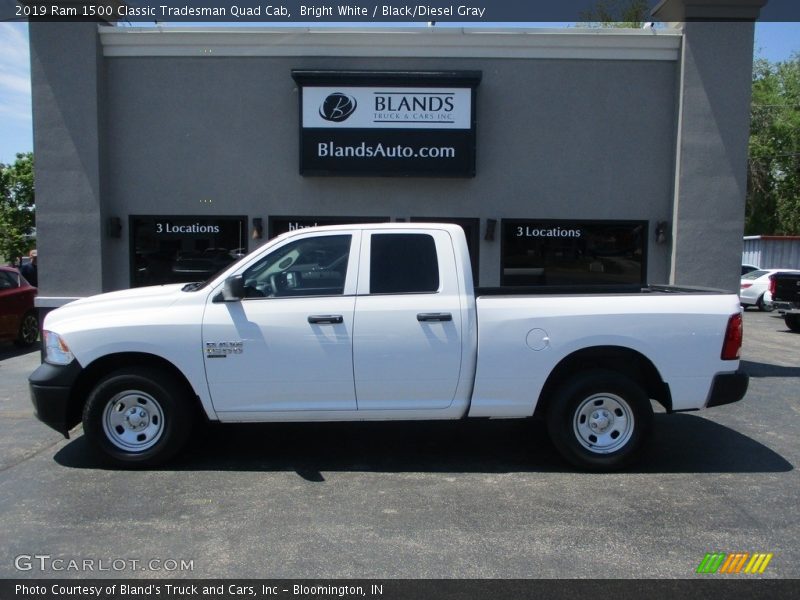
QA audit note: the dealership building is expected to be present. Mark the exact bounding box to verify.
[29,0,765,307]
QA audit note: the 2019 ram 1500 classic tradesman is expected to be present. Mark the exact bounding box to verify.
[29,224,748,470]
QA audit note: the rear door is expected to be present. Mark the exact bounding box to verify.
[353,229,463,410]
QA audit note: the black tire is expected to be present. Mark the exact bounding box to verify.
[546,369,653,471]
[756,294,774,312]
[82,367,193,467]
[785,314,800,333]
[13,311,39,347]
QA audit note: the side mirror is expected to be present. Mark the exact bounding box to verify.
[222,275,245,302]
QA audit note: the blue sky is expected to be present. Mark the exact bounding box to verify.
[1,21,799,164]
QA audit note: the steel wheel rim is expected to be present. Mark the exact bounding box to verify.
[573,393,634,454]
[20,314,38,344]
[102,390,165,452]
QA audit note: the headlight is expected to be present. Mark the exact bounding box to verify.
[43,331,75,365]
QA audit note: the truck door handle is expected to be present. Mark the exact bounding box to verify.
[308,315,344,325]
[417,313,452,322]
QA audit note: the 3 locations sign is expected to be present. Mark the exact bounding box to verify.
[292,70,481,177]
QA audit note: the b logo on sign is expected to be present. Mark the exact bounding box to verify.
[319,93,357,122]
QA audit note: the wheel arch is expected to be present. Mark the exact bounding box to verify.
[534,345,672,418]
[66,352,205,431]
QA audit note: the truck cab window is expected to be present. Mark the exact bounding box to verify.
[241,234,351,298]
[370,233,439,294]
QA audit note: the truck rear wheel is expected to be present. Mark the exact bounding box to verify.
[82,367,193,467]
[785,314,800,332]
[546,369,653,471]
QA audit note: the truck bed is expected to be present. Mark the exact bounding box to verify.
[475,284,729,297]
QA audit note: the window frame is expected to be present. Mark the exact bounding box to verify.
[357,230,445,297]
[235,231,361,301]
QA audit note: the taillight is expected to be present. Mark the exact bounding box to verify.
[740,283,752,289]
[768,275,776,296]
[721,313,743,360]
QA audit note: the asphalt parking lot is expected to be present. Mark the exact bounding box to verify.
[0,309,798,579]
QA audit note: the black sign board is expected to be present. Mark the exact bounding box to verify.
[292,70,481,177]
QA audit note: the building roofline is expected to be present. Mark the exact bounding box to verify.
[99,26,682,61]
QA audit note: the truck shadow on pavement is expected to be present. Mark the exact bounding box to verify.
[53,414,792,477]
[740,359,800,378]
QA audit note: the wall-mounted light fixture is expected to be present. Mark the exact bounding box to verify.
[484,219,497,241]
[252,217,263,240]
[106,217,122,239]
[655,221,669,244]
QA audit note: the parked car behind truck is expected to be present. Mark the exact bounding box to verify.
[740,269,800,311]
[0,266,38,347]
[29,224,748,471]
[769,272,800,332]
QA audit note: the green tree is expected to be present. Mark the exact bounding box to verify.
[0,152,35,264]
[747,56,800,235]
[579,0,651,28]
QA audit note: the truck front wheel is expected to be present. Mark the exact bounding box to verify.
[785,314,800,332]
[546,370,653,471]
[82,367,193,467]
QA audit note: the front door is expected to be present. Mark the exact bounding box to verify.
[203,231,360,414]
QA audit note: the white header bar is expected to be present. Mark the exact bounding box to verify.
[100,27,682,62]
[302,87,472,130]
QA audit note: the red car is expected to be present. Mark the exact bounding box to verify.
[0,266,38,346]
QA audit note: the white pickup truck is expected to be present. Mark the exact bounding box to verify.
[30,223,748,470]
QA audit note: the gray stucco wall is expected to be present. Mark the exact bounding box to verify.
[98,54,677,290]
[29,22,106,298]
[669,21,756,292]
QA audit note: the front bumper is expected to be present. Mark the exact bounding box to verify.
[29,361,83,438]
[705,370,749,408]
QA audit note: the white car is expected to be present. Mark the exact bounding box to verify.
[740,269,800,311]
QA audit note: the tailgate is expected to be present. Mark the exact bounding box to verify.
[774,274,800,303]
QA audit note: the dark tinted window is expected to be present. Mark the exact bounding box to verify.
[370,234,439,294]
[130,215,247,287]
[270,216,388,237]
[502,220,647,286]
